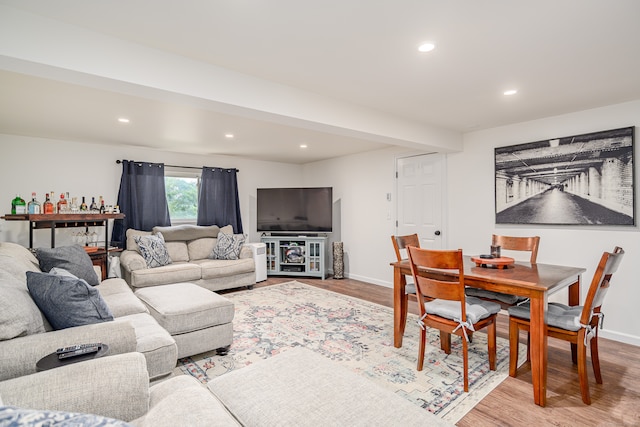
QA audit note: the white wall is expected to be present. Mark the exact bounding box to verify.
[2,100,638,346]
[303,101,640,346]
[303,146,417,284]
[447,100,639,345]
[0,135,302,247]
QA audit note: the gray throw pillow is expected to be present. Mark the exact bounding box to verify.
[134,232,172,268]
[35,245,100,286]
[26,271,114,330]
[211,232,245,260]
[0,406,132,426]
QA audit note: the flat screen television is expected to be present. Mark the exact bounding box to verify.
[257,187,333,233]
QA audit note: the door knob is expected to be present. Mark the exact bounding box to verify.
[434,230,441,236]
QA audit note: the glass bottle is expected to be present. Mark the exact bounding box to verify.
[57,193,68,213]
[11,194,27,214]
[80,196,88,211]
[70,197,78,213]
[28,192,41,214]
[99,197,106,214]
[50,192,57,213]
[43,193,54,214]
[89,196,98,211]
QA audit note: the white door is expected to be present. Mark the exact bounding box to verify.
[396,153,445,249]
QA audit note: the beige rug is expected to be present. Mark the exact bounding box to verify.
[177,281,526,424]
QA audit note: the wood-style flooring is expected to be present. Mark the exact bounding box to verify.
[248,276,639,426]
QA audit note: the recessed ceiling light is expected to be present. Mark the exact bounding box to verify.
[418,42,435,53]
[503,89,518,96]
[117,117,130,123]
[224,133,234,138]
[299,144,308,149]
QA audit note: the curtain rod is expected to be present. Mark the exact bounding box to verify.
[116,160,238,172]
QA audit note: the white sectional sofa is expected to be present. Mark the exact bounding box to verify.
[0,241,177,381]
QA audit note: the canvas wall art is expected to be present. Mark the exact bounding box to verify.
[495,127,634,226]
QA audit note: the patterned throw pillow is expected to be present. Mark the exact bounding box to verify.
[134,232,172,268]
[211,232,245,260]
[0,406,132,426]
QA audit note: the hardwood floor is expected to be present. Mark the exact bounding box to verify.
[252,276,640,426]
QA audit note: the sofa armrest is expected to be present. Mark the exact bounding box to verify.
[120,250,147,272]
[0,320,137,381]
[239,245,253,259]
[0,352,150,422]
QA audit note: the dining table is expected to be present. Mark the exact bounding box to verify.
[391,256,586,407]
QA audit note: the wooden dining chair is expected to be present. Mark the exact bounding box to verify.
[391,234,420,337]
[466,234,540,308]
[407,246,501,392]
[508,246,624,404]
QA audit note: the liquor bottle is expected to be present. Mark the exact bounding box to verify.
[99,197,106,214]
[28,192,41,214]
[70,197,78,213]
[57,193,68,213]
[89,196,98,211]
[11,194,27,214]
[50,192,57,213]
[43,193,54,214]
[80,196,88,211]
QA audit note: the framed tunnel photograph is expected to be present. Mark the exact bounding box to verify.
[495,126,635,226]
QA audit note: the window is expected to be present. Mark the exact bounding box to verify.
[164,169,199,223]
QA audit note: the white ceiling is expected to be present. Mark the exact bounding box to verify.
[1,0,640,164]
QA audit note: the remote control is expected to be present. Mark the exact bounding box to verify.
[58,345,101,359]
[56,343,102,355]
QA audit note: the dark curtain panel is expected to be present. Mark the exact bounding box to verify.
[197,167,243,233]
[111,161,171,248]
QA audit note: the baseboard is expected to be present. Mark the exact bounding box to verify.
[343,273,391,288]
[600,329,640,347]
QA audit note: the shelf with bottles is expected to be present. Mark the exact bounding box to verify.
[17,192,119,216]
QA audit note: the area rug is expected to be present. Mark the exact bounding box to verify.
[176,281,526,424]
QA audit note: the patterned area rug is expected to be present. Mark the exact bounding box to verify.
[176,281,525,424]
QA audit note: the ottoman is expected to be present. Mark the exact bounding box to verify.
[135,283,234,359]
[208,347,454,427]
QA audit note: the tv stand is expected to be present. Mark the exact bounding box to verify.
[267,232,319,237]
[261,236,327,279]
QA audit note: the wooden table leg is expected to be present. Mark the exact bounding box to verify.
[529,291,548,407]
[394,266,406,348]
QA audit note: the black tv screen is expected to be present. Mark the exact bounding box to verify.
[257,187,333,233]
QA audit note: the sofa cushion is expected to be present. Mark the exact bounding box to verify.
[126,229,152,252]
[211,232,245,260]
[132,375,240,427]
[0,406,132,427]
[153,224,220,241]
[128,263,202,288]
[134,233,172,268]
[97,278,150,317]
[187,237,217,261]
[164,241,189,263]
[195,258,255,279]
[116,313,177,379]
[0,242,40,269]
[26,271,114,330]
[35,245,100,286]
[0,254,40,283]
[0,270,46,340]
